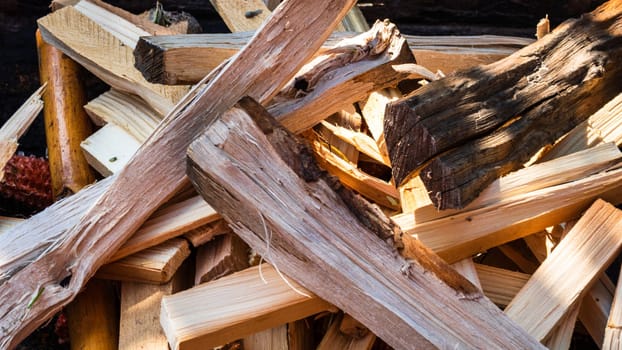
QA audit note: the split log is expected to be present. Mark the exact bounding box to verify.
[160,264,333,350]
[80,123,141,176]
[184,220,230,247]
[209,0,271,32]
[474,264,530,307]
[119,260,192,350]
[0,1,357,346]
[195,233,250,285]
[385,1,622,209]
[37,5,189,115]
[317,313,375,350]
[504,199,622,341]
[243,325,290,350]
[97,238,191,284]
[186,98,544,349]
[604,266,622,348]
[36,29,95,198]
[134,32,527,85]
[0,86,44,181]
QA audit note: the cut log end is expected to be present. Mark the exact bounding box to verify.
[134,38,168,84]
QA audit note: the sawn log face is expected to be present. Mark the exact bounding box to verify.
[385,1,622,209]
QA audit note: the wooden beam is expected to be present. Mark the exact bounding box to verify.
[385,1,622,209]
[97,238,190,284]
[187,99,544,349]
[0,1,357,346]
[134,32,527,85]
[160,264,333,350]
[504,199,622,341]
[38,6,189,115]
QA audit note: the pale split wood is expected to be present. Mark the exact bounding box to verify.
[209,0,271,33]
[604,262,622,349]
[504,199,622,341]
[474,264,530,307]
[410,141,622,224]
[0,85,45,181]
[187,103,544,349]
[119,261,192,350]
[0,1,357,346]
[317,313,375,350]
[80,123,142,176]
[97,238,190,284]
[580,276,614,347]
[184,220,230,247]
[394,162,622,263]
[110,195,219,262]
[160,264,333,350]
[243,325,289,350]
[450,259,481,288]
[84,89,162,143]
[318,122,388,166]
[543,301,581,350]
[37,6,189,115]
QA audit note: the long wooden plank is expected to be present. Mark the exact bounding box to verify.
[0,1,357,346]
[504,199,622,341]
[134,32,528,84]
[187,100,544,349]
[160,264,333,350]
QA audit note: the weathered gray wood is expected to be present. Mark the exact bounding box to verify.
[384,1,622,209]
[0,0,356,346]
[186,97,544,350]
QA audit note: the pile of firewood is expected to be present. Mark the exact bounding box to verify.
[2,0,622,349]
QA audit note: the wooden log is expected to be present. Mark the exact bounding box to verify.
[65,278,118,350]
[504,199,622,341]
[195,233,249,285]
[119,260,192,350]
[36,29,95,198]
[582,276,615,347]
[395,163,622,263]
[339,313,371,339]
[97,238,190,284]
[243,325,290,350]
[317,313,375,350]
[543,301,581,350]
[209,0,270,32]
[184,220,230,247]
[0,86,44,181]
[134,32,527,85]
[186,98,544,349]
[604,265,622,349]
[84,89,163,143]
[80,123,142,176]
[287,318,314,350]
[318,121,388,166]
[0,1,357,346]
[384,1,622,209]
[160,264,334,350]
[37,6,189,115]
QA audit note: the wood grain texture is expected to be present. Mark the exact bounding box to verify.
[187,101,544,349]
[195,233,249,285]
[504,199,622,341]
[385,1,622,209]
[0,1,356,346]
[209,0,270,32]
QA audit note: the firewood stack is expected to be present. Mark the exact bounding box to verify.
[2,0,622,349]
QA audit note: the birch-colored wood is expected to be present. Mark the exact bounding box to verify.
[410,142,622,224]
[195,233,249,285]
[584,276,615,347]
[97,238,190,284]
[385,1,622,209]
[65,279,118,350]
[474,264,530,307]
[160,264,333,350]
[395,164,622,263]
[505,199,622,341]
[134,33,527,85]
[319,121,388,166]
[542,92,622,161]
[119,261,191,350]
[543,302,580,350]
[187,100,544,349]
[84,89,162,143]
[80,123,141,176]
[604,264,622,349]
[0,1,356,345]
[497,242,539,274]
[0,85,45,182]
[317,313,375,350]
[111,196,219,262]
[243,325,289,350]
[37,6,189,115]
